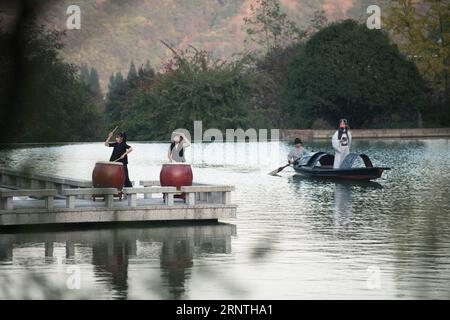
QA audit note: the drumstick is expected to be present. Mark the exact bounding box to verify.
[111,126,119,134]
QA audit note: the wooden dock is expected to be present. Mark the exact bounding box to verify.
[0,168,237,227]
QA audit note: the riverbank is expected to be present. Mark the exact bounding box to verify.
[1,128,450,146]
[280,128,450,141]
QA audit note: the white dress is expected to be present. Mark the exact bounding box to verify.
[332,130,352,169]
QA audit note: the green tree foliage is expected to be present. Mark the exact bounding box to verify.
[137,61,156,90]
[283,20,427,128]
[0,23,10,119]
[116,44,258,140]
[105,71,126,121]
[104,59,157,137]
[80,64,90,84]
[88,67,102,98]
[251,44,301,127]
[127,60,138,84]
[249,10,329,127]
[385,0,450,124]
[80,64,103,105]
[0,20,102,142]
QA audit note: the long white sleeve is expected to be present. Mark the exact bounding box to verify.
[347,131,352,149]
[332,131,340,152]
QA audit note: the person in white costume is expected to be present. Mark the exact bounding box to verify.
[332,119,352,169]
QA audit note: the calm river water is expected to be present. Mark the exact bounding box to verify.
[0,139,449,299]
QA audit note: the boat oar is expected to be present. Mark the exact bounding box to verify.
[268,163,291,176]
[268,157,304,176]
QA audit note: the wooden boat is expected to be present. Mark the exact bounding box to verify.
[293,152,390,181]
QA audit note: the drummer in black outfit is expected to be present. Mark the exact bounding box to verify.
[104,130,133,187]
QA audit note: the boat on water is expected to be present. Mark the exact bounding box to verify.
[293,152,390,181]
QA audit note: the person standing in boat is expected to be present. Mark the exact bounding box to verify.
[168,132,191,163]
[288,138,310,165]
[105,130,133,187]
[332,119,352,169]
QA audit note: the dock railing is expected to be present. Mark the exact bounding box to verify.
[0,167,91,196]
[62,188,118,208]
[139,180,234,205]
[0,185,235,211]
[0,189,57,210]
[122,187,178,207]
[0,168,237,226]
[180,185,234,205]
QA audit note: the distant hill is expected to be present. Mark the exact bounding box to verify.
[2,0,382,92]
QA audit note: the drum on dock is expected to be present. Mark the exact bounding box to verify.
[92,161,125,200]
[160,163,193,199]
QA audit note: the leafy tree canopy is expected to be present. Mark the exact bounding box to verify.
[0,20,101,142]
[283,19,427,128]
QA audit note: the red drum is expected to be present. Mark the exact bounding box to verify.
[92,161,125,190]
[160,163,193,190]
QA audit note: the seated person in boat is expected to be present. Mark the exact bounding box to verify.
[105,130,133,187]
[168,132,191,163]
[332,119,352,169]
[288,138,310,165]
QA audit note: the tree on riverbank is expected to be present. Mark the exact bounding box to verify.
[384,0,450,126]
[246,8,329,127]
[0,20,102,143]
[103,18,432,136]
[80,64,103,110]
[283,19,427,128]
[104,60,157,139]
[113,43,261,140]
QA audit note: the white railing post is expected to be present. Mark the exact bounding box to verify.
[186,192,196,205]
[31,179,39,190]
[223,191,231,204]
[46,196,54,210]
[1,197,13,210]
[66,195,76,209]
[165,193,174,206]
[128,193,137,208]
[105,194,114,208]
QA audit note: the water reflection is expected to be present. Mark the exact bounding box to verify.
[92,240,130,299]
[161,237,193,299]
[0,223,236,299]
[288,175,384,238]
[333,183,352,232]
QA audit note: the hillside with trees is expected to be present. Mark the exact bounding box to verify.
[32,0,365,91]
[0,0,448,142]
